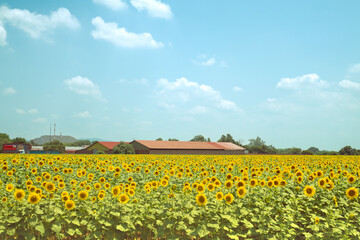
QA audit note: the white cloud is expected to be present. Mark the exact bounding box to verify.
[28,109,38,114]
[130,0,172,19]
[156,77,240,111]
[349,63,360,73]
[91,16,163,48]
[93,0,127,10]
[339,80,360,90]
[201,58,215,66]
[189,105,207,115]
[193,55,216,66]
[0,6,80,44]
[33,117,47,123]
[266,98,276,102]
[0,21,7,46]
[233,86,243,92]
[64,76,103,100]
[277,73,328,90]
[2,87,16,95]
[15,108,25,114]
[75,111,91,118]
[158,102,175,110]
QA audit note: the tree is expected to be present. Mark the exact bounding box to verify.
[190,135,207,142]
[307,147,320,154]
[113,142,135,154]
[12,137,27,144]
[156,138,163,141]
[339,146,358,155]
[289,147,302,155]
[207,137,211,142]
[301,150,313,155]
[248,137,266,147]
[43,140,65,153]
[69,140,91,146]
[0,133,11,152]
[168,138,179,141]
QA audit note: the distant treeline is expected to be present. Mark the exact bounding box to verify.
[1,132,359,155]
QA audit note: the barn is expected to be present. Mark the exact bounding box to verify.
[76,141,121,154]
[130,140,246,155]
[2,143,31,153]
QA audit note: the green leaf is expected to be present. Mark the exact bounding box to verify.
[227,233,239,240]
[7,228,16,236]
[242,219,254,228]
[116,224,128,232]
[35,223,45,235]
[72,218,80,226]
[290,223,300,229]
[198,226,210,238]
[53,207,63,215]
[67,228,76,236]
[51,223,62,234]
[7,216,21,224]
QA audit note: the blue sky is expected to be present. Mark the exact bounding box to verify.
[1,0,360,150]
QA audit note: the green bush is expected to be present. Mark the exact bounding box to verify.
[113,142,135,154]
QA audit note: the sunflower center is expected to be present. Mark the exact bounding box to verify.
[306,188,313,194]
[349,190,355,196]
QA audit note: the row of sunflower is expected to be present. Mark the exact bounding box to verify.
[0,154,360,239]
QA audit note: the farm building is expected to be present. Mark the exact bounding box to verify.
[76,141,123,154]
[2,143,31,153]
[130,140,246,155]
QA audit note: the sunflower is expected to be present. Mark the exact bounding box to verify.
[346,187,359,200]
[304,185,316,197]
[65,200,75,210]
[2,197,7,203]
[236,187,246,198]
[128,189,135,196]
[45,182,55,192]
[318,178,326,188]
[348,175,356,184]
[196,193,207,206]
[94,182,101,190]
[226,173,233,180]
[6,183,14,192]
[235,180,245,188]
[78,190,89,200]
[160,179,168,187]
[58,182,65,189]
[98,192,105,200]
[267,180,273,188]
[297,176,303,184]
[214,180,221,188]
[250,179,258,187]
[196,184,205,193]
[260,180,266,187]
[280,180,287,187]
[325,181,334,191]
[314,217,319,225]
[28,192,41,204]
[224,193,234,204]
[62,195,70,202]
[207,183,215,192]
[215,192,223,201]
[112,186,121,197]
[225,180,233,189]
[14,189,25,201]
[118,194,129,204]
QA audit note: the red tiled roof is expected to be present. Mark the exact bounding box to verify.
[132,140,245,150]
[98,142,129,149]
[208,142,246,150]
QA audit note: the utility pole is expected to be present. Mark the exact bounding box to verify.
[54,123,56,141]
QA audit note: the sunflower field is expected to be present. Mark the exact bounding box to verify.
[0,154,360,239]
